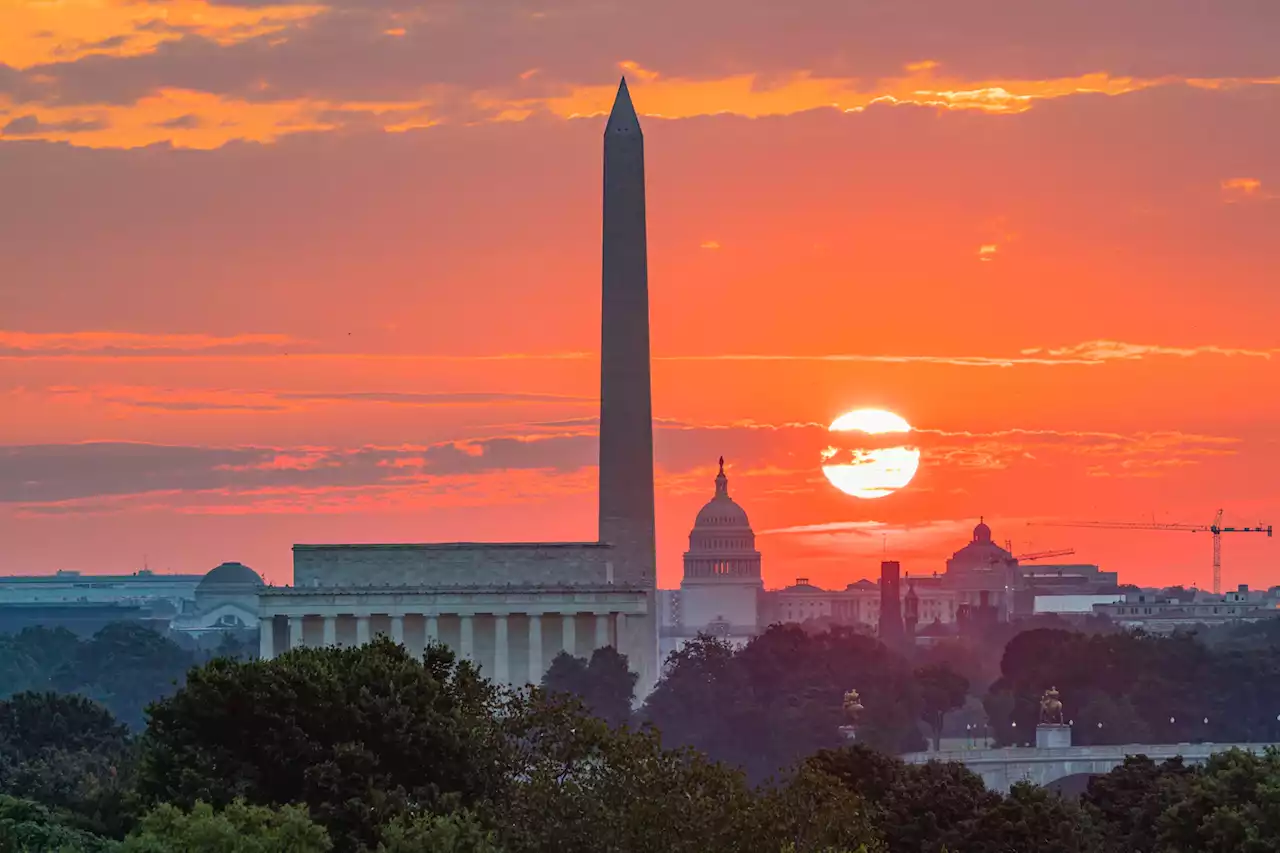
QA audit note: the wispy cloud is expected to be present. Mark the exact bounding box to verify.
[658,340,1280,367]
[0,330,302,355]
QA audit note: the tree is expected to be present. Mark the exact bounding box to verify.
[643,626,924,783]
[1081,756,1194,853]
[0,693,138,839]
[807,745,998,853]
[139,638,507,853]
[0,794,117,852]
[0,692,129,762]
[120,800,331,852]
[52,624,196,730]
[961,781,1101,853]
[1154,747,1280,853]
[497,691,879,853]
[541,647,636,728]
[913,663,969,751]
[375,809,502,853]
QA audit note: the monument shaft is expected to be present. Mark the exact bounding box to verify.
[598,77,656,589]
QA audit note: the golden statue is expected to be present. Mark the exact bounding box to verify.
[1039,686,1064,725]
[843,689,865,724]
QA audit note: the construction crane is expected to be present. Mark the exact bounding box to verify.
[1029,509,1272,594]
[981,549,1076,622]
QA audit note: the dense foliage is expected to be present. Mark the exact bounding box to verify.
[0,624,252,730]
[540,646,637,727]
[2,618,1280,852]
[984,628,1280,745]
[643,625,926,781]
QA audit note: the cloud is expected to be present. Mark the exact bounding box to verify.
[1221,176,1276,202]
[0,421,1244,511]
[658,340,1280,367]
[1021,341,1279,361]
[1,115,107,136]
[0,330,301,355]
[2,0,1278,147]
[18,385,594,413]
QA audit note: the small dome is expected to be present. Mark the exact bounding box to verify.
[197,561,263,594]
[973,518,992,543]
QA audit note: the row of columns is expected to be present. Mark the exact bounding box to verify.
[260,611,625,684]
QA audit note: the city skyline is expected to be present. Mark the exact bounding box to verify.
[3,2,1278,589]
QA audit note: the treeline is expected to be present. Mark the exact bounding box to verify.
[3,638,1280,852]
[985,626,1280,745]
[0,624,254,729]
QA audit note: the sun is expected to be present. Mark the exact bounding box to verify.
[822,408,921,499]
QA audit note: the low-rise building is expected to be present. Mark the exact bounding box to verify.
[1093,585,1280,631]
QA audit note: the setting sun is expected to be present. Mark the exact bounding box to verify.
[822,409,921,499]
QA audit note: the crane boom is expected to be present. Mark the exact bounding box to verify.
[1029,509,1272,594]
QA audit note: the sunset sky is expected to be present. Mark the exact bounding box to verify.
[3,1,1278,590]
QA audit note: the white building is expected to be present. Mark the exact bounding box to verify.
[0,569,201,609]
[170,562,263,636]
[257,80,660,694]
[659,459,762,665]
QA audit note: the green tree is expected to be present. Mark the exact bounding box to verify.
[52,624,196,730]
[962,782,1101,853]
[644,626,924,782]
[807,745,998,853]
[375,809,502,853]
[139,639,507,853]
[913,662,969,751]
[0,795,117,853]
[541,647,636,728]
[1081,756,1194,853]
[120,800,330,853]
[498,691,881,853]
[0,693,138,839]
[0,693,128,762]
[1155,747,1280,853]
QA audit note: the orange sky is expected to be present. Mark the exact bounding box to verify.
[2,0,1278,590]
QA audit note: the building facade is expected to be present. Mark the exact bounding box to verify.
[659,459,762,664]
[1094,586,1280,631]
[258,79,660,693]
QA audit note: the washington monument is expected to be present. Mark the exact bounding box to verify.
[599,78,657,595]
[263,78,661,695]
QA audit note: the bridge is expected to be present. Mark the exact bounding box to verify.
[901,742,1277,791]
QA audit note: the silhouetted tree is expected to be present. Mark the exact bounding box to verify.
[140,638,507,852]
[914,662,969,751]
[643,626,924,782]
[541,647,636,728]
[1081,755,1194,853]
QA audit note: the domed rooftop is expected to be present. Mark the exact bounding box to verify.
[693,457,751,529]
[196,561,264,594]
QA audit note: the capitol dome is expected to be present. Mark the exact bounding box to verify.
[693,458,752,530]
[682,458,761,581]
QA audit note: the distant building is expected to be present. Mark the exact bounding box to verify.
[763,571,957,636]
[1015,564,1120,616]
[659,459,763,665]
[0,569,202,609]
[1093,585,1280,631]
[1033,593,1125,615]
[943,519,1016,623]
[170,562,264,636]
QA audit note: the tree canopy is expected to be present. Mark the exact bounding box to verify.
[643,626,925,781]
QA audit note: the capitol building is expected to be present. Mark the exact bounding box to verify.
[658,458,764,662]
